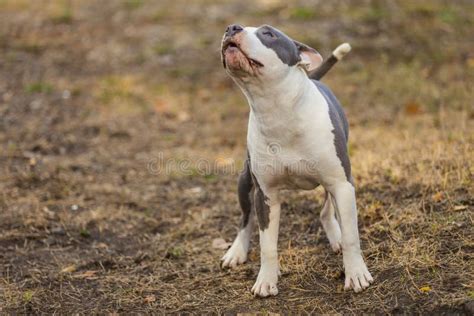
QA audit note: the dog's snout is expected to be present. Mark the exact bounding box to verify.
[226,24,243,37]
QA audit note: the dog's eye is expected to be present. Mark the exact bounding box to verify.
[263,31,275,38]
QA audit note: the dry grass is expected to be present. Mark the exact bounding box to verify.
[0,0,473,313]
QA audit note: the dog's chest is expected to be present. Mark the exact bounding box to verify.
[247,89,337,190]
[248,139,325,190]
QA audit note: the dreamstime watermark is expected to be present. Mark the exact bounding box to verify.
[147,153,237,176]
[146,143,319,177]
[267,142,281,155]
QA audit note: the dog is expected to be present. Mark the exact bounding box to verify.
[220,24,373,297]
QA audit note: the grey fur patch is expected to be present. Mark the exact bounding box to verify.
[251,173,270,231]
[311,80,352,182]
[256,25,300,66]
[238,156,254,228]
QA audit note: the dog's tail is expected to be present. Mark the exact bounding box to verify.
[309,43,351,80]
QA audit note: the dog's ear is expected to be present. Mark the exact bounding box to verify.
[294,41,323,72]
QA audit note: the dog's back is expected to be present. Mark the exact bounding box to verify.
[311,79,352,182]
[312,80,349,142]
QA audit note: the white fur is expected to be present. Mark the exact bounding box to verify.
[251,202,280,297]
[320,193,342,252]
[222,215,254,268]
[333,43,351,60]
[226,27,372,296]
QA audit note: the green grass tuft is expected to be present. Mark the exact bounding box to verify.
[25,82,53,94]
[289,7,317,20]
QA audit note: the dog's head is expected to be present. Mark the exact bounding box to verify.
[221,24,323,80]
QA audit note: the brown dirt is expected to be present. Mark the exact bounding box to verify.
[0,0,473,314]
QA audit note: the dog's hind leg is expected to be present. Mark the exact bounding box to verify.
[320,190,342,252]
[222,157,254,268]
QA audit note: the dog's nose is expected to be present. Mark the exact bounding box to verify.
[226,24,243,37]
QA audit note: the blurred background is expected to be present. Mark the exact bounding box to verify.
[0,0,472,313]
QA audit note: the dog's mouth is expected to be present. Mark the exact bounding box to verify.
[221,38,264,69]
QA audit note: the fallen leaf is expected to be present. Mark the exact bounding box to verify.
[404,101,422,116]
[42,207,55,217]
[453,205,468,211]
[185,187,203,196]
[177,111,190,122]
[431,192,444,202]
[420,285,431,293]
[60,265,77,273]
[144,294,156,303]
[212,238,231,250]
[154,98,169,113]
[93,242,109,249]
[74,270,98,280]
[29,157,36,166]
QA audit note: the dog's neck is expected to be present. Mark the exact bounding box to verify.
[234,67,314,128]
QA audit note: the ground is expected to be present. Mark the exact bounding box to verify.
[0,0,473,314]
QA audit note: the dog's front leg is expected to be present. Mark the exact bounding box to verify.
[251,184,280,297]
[331,181,373,292]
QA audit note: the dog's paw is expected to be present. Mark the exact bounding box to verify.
[343,253,373,292]
[327,229,342,253]
[330,240,342,253]
[251,266,279,297]
[321,216,342,253]
[221,239,248,268]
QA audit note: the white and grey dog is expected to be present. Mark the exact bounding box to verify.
[220,24,373,297]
